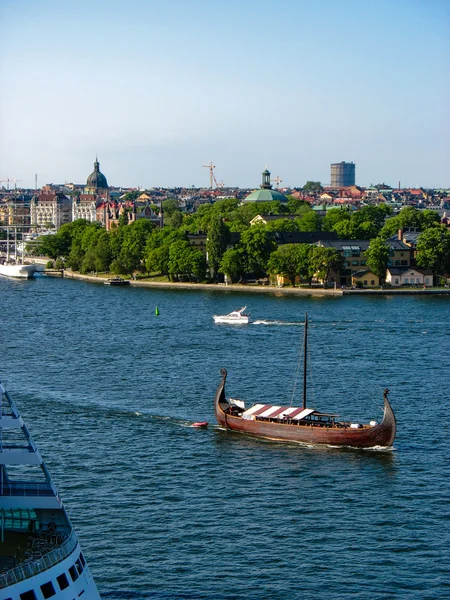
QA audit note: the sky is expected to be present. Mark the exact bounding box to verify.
[0,0,449,190]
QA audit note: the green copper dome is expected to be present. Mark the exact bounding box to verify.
[243,188,288,202]
[242,167,288,203]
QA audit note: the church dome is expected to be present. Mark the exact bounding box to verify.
[243,188,288,203]
[242,168,288,203]
[86,158,108,190]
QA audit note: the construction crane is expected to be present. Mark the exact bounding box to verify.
[271,175,283,188]
[202,161,219,189]
[0,178,23,191]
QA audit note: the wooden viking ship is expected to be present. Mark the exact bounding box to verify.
[214,315,396,448]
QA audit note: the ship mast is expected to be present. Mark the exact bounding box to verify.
[303,314,308,409]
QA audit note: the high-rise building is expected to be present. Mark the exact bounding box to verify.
[330,161,355,187]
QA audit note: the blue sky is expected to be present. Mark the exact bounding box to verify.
[0,0,449,189]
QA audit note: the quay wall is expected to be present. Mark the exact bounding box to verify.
[58,270,450,296]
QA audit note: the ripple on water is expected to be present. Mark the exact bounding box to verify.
[0,278,449,599]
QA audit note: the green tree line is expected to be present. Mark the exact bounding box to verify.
[31,202,450,285]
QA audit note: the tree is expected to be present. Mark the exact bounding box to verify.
[265,219,299,233]
[145,245,171,278]
[302,181,323,193]
[118,209,130,228]
[168,241,206,281]
[219,248,245,283]
[206,215,230,279]
[35,234,64,259]
[162,199,180,215]
[286,196,310,214]
[365,238,390,282]
[352,205,390,232]
[416,226,450,279]
[66,239,85,271]
[94,231,113,272]
[297,211,322,232]
[115,219,155,273]
[322,208,351,232]
[267,244,312,286]
[239,225,277,275]
[309,247,341,287]
[165,210,183,228]
[122,191,139,200]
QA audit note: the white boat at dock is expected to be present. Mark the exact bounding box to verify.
[0,261,37,279]
[213,307,250,325]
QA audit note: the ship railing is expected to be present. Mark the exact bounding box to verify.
[0,482,54,497]
[0,529,78,589]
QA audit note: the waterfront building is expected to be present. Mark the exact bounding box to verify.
[72,194,97,222]
[30,192,72,230]
[386,267,433,287]
[330,161,355,187]
[317,238,412,286]
[351,270,380,288]
[242,169,288,203]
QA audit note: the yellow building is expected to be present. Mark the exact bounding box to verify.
[351,270,380,288]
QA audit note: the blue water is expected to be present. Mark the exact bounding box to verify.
[1,277,449,599]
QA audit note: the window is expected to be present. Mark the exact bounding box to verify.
[371,280,375,285]
[395,260,400,265]
[69,565,79,581]
[404,278,409,284]
[416,278,420,283]
[57,573,69,590]
[363,280,368,285]
[20,592,37,600]
[395,278,399,284]
[40,582,56,598]
[76,557,84,574]
[401,260,407,265]
[79,553,86,567]
[351,260,359,266]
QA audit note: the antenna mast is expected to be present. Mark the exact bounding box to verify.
[303,313,308,409]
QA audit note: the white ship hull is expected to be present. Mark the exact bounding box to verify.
[0,540,100,600]
[0,381,101,599]
[0,262,37,279]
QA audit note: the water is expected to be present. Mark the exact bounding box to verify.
[1,277,449,599]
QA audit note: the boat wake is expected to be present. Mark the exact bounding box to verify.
[252,319,304,326]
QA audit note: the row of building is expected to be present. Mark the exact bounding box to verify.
[1,159,449,232]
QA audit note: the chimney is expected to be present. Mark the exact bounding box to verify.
[398,228,403,241]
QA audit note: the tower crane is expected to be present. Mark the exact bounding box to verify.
[0,178,23,191]
[202,161,220,189]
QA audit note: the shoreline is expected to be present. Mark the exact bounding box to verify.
[57,270,450,296]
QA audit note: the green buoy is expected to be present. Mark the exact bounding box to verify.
[155,306,159,316]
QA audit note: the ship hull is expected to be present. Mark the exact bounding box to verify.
[214,369,396,448]
[1,540,100,599]
[0,263,37,279]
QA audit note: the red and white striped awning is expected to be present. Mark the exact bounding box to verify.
[241,404,315,421]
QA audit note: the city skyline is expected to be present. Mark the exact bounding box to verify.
[1,0,449,189]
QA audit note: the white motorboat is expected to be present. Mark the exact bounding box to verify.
[0,261,37,279]
[0,378,101,599]
[213,307,250,325]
